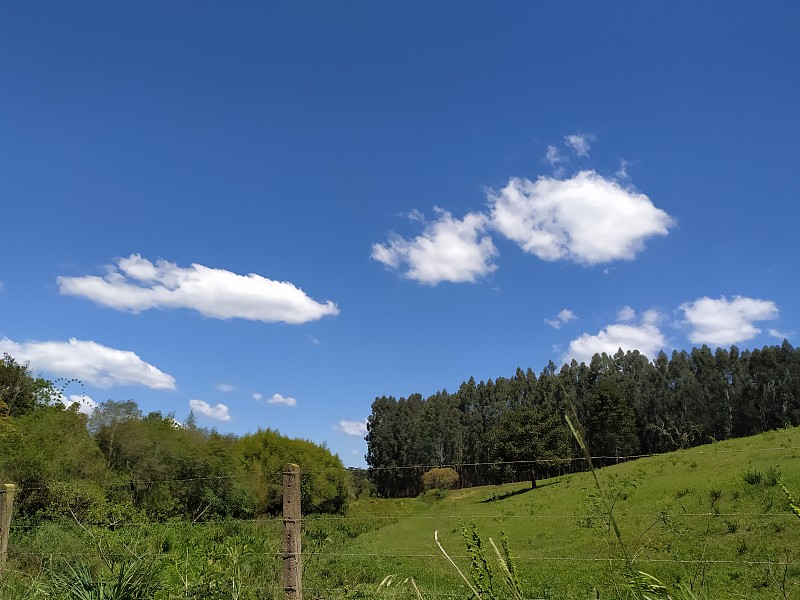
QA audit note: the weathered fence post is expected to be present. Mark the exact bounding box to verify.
[0,483,17,575]
[283,464,302,600]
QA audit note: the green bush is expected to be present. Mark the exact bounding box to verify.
[421,467,459,491]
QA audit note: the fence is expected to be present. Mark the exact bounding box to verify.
[2,448,800,599]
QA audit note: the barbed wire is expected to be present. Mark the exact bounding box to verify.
[5,444,797,493]
[360,446,800,472]
[10,509,797,531]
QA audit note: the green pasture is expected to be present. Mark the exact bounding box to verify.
[2,427,799,599]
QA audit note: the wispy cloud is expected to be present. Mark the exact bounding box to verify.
[490,171,674,265]
[680,296,779,346]
[252,392,263,401]
[57,254,340,325]
[371,208,498,284]
[564,309,665,364]
[564,133,596,157]
[215,383,237,393]
[0,337,175,389]
[189,399,231,421]
[617,305,636,322]
[268,393,297,407]
[545,308,577,329]
[338,419,368,436]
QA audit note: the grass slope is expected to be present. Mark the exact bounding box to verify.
[308,426,800,599]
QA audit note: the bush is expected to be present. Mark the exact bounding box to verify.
[422,467,459,491]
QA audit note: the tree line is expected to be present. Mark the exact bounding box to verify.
[0,353,350,525]
[366,341,800,497]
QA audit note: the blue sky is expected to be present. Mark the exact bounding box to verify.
[1,2,798,466]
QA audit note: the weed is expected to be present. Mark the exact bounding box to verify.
[764,466,781,486]
[743,469,763,485]
[674,487,691,499]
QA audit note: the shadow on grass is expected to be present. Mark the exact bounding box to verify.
[480,479,561,503]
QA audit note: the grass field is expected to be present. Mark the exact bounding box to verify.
[3,426,800,599]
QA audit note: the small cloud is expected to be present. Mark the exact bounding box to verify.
[564,309,666,364]
[405,209,425,222]
[57,254,339,325]
[680,296,779,346]
[338,419,368,436]
[768,328,790,340]
[0,337,175,390]
[60,394,98,416]
[215,383,237,393]
[252,392,263,401]
[564,133,596,157]
[309,336,321,345]
[616,159,631,180]
[268,393,297,407]
[189,399,231,421]
[617,306,636,322]
[545,308,577,329]
[372,208,498,285]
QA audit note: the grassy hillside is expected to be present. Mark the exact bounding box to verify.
[2,427,799,599]
[308,426,800,599]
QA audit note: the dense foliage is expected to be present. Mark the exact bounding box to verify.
[366,341,800,496]
[0,356,351,523]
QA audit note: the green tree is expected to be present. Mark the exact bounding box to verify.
[0,353,56,417]
[487,405,570,488]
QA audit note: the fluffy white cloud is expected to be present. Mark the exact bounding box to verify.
[564,134,595,157]
[680,296,779,346]
[490,171,674,265]
[60,394,98,416]
[252,392,263,401]
[268,393,297,407]
[189,399,231,421]
[564,309,665,364]
[215,383,237,393]
[338,419,368,436]
[371,209,498,284]
[545,308,577,329]
[0,337,176,389]
[57,254,339,325]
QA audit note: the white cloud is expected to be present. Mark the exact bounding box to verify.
[545,308,577,329]
[0,337,176,389]
[616,159,631,180]
[769,328,790,340]
[338,419,368,436]
[57,254,339,325]
[564,309,665,364]
[680,296,779,346]
[490,171,674,265]
[371,208,498,284]
[60,394,98,416]
[215,383,237,393]
[544,146,567,177]
[268,393,297,407]
[617,305,636,322]
[252,392,263,401]
[189,399,231,421]
[564,134,596,157]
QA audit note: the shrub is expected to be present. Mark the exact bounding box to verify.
[421,467,459,491]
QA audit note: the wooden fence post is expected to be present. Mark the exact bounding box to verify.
[0,483,17,575]
[283,464,302,600]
